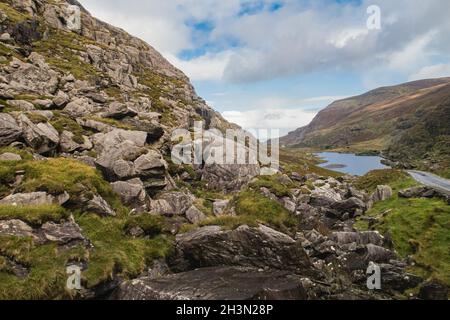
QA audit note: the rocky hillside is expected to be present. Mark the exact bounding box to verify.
[280,78,450,176]
[0,0,447,300]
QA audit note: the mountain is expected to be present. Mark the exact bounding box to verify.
[280,78,450,176]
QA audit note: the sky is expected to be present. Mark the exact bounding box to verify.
[79,0,450,136]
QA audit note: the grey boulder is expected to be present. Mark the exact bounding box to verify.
[111,178,147,207]
[17,114,60,154]
[41,219,87,244]
[0,152,22,161]
[0,191,70,206]
[112,266,317,300]
[150,192,194,216]
[185,206,207,224]
[169,224,315,275]
[0,219,36,239]
[86,195,116,217]
[0,113,22,147]
[371,185,393,202]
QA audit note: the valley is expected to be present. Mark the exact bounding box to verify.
[0,0,448,301]
[280,79,450,178]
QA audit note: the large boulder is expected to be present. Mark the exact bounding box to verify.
[121,117,164,142]
[41,219,87,244]
[311,186,342,202]
[309,186,342,208]
[112,266,317,300]
[0,219,36,239]
[111,178,147,207]
[86,195,116,217]
[371,185,393,202]
[0,114,22,146]
[0,152,22,161]
[104,102,137,119]
[95,140,145,180]
[201,163,260,192]
[185,206,207,224]
[330,231,384,246]
[332,197,366,216]
[150,192,194,216]
[93,129,148,154]
[6,56,58,95]
[63,98,94,118]
[17,114,60,154]
[95,140,167,192]
[341,244,397,271]
[52,91,70,108]
[418,280,449,300]
[0,191,69,206]
[169,225,315,275]
[399,186,436,199]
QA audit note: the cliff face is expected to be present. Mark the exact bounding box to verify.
[0,0,254,299]
[280,78,450,174]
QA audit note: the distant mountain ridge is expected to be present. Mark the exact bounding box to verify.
[280,78,450,176]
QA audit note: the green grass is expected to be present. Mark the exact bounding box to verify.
[25,112,48,124]
[0,43,20,64]
[199,215,261,230]
[0,212,174,299]
[134,70,178,126]
[0,205,68,226]
[76,213,173,288]
[355,171,450,287]
[0,3,30,23]
[249,174,296,198]
[0,154,175,299]
[354,169,411,192]
[200,189,297,232]
[88,117,134,130]
[124,215,168,236]
[0,158,124,212]
[50,112,88,144]
[33,27,101,80]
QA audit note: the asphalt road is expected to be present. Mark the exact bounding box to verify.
[408,170,450,195]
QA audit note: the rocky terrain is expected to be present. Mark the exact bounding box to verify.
[280,78,450,177]
[0,0,448,300]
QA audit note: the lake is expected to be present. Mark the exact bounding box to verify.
[316,152,389,176]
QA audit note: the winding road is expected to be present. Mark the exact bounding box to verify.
[407,170,450,195]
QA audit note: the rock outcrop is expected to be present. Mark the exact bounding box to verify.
[169,225,314,275]
[113,266,321,300]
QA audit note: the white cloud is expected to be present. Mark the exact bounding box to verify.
[79,0,450,83]
[166,51,232,81]
[387,31,436,72]
[222,108,317,133]
[328,28,369,49]
[409,63,450,81]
